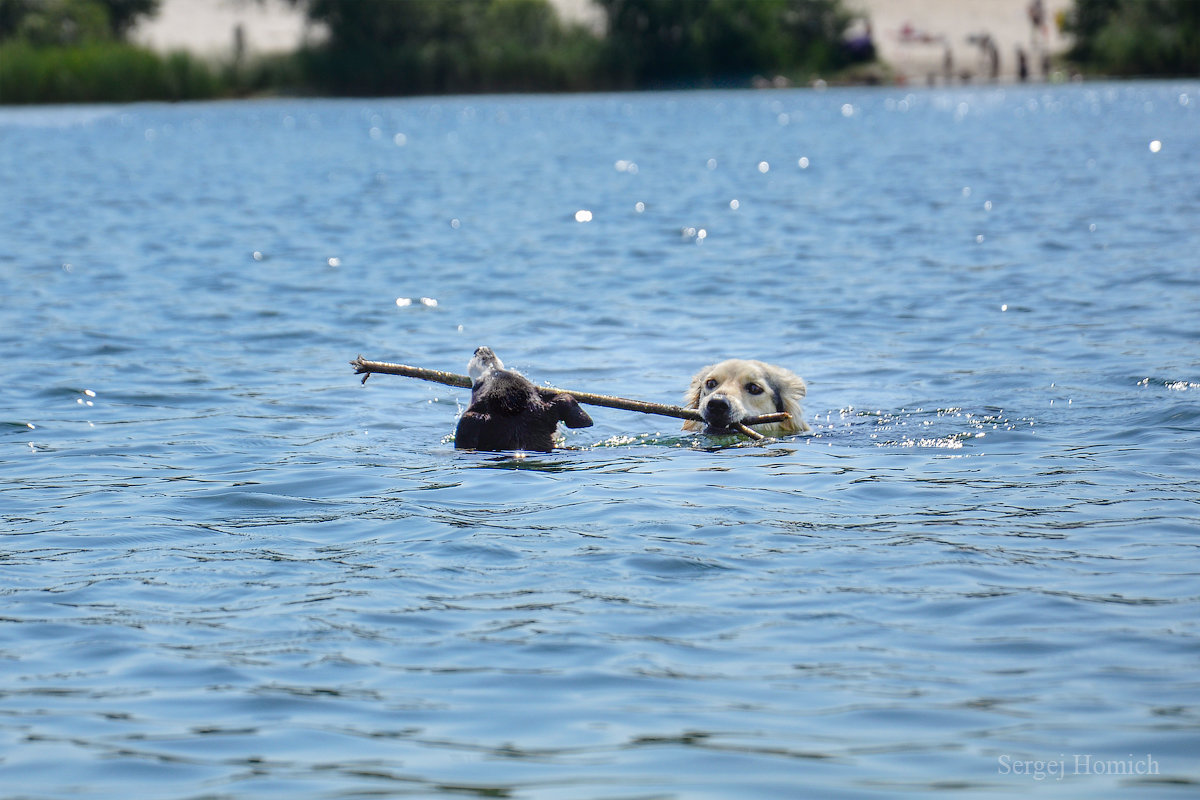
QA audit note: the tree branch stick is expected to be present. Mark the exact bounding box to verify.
[734,423,766,440]
[350,356,791,429]
[352,357,472,389]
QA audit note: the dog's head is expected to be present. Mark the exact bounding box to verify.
[682,359,809,436]
[467,346,504,383]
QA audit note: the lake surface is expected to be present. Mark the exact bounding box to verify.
[1,82,1198,798]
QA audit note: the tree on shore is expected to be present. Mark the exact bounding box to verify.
[594,0,855,87]
[1067,0,1200,76]
[0,0,224,104]
[0,0,159,44]
[289,0,604,95]
[287,0,865,94]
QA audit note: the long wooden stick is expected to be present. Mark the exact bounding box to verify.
[352,357,473,389]
[350,356,791,429]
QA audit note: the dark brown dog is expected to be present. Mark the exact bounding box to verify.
[454,347,592,452]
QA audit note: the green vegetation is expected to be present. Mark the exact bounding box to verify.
[0,39,220,102]
[2,0,874,104]
[0,0,227,103]
[0,0,160,43]
[291,0,864,95]
[292,0,607,95]
[594,0,856,88]
[1067,0,1200,76]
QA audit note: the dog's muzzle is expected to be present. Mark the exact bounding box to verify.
[468,346,503,382]
[701,395,738,432]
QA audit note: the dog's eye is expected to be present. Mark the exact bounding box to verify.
[746,382,764,395]
[705,379,718,390]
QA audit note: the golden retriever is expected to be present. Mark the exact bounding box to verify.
[682,359,810,436]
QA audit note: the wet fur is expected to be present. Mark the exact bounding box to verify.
[682,359,809,436]
[455,348,592,452]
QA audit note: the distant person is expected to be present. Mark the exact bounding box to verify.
[233,23,246,67]
[968,33,997,83]
[844,18,875,62]
[1028,0,1046,32]
[1017,47,1028,82]
[1028,0,1047,78]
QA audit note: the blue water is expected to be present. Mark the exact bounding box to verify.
[1,82,1198,798]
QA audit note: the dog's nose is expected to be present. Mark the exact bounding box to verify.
[702,395,736,431]
[706,396,730,414]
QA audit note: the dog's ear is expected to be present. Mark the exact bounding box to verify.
[765,366,809,433]
[684,366,713,408]
[681,365,713,432]
[552,394,593,429]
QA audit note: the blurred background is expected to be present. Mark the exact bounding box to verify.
[1,0,1197,104]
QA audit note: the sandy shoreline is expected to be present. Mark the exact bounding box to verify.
[132,0,1075,84]
[848,0,1074,84]
[129,0,318,56]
